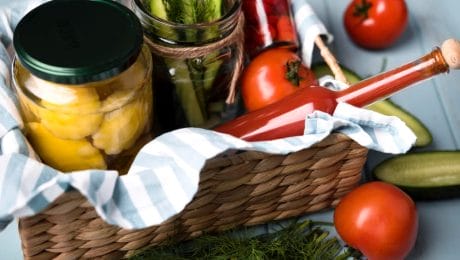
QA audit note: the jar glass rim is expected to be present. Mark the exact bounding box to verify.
[131,0,242,29]
[11,46,153,115]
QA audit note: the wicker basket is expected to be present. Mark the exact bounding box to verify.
[18,132,367,259]
[13,19,369,257]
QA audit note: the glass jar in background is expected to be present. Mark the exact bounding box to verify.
[12,0,153,174]
[131,0,244,132]
[242,0,299,59]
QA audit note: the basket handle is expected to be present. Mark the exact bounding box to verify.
[314,36,349,85]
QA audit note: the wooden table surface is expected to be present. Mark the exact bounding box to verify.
[1,0,460,259]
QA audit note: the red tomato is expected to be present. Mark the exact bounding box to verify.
[241,48,317,111]
[343,0,408,49]
[334,181,418,260]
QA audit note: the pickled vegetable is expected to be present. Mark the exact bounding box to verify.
[109,57,147,92]
[39,104,103,140]
[18,69,104,139]
[26,122,107,172]
[92,87,152,155]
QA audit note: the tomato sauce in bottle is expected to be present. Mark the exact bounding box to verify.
[215,39,460,141]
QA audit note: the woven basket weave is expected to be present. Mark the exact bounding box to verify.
[18,133,367,259]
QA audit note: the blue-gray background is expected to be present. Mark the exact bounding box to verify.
[1,0,460,259]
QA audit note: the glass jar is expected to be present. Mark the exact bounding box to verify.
[242,0,299,59]
[131,0,244,132]
[12,0,153,174]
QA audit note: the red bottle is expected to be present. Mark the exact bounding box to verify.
[242,0,298,58]
[215,39,460,141]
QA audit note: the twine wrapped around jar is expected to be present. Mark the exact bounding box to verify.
[144,14,245,104]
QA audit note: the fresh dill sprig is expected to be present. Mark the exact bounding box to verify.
[129,219,362,260]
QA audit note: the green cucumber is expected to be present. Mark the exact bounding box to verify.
[311,62,432,147]
[149,0,168,20]
[201,0,224,101]
[165,57,206,126]
[366,101,432,147]
[373,151,460,200]
[148,0,210,126]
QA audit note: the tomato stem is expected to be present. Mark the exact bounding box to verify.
[285,60,303,86]
[353,0,372,19]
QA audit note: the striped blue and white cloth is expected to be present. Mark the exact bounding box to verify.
[291,0,333,67]
[0,0,416,232]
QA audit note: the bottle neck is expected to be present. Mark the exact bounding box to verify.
[336,47,449,107]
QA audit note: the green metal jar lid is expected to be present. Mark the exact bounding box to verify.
[13,0,143,84]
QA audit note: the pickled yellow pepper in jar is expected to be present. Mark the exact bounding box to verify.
[12,0,154,174]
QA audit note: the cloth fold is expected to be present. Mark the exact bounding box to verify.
[0,102,416,231]
[290,0,333,67]
[0,0,415,232]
